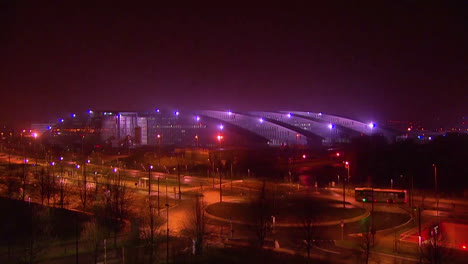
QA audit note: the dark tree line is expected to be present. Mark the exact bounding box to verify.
[346,133,468,194]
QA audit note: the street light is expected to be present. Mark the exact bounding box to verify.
[344,161,350,182]
[157,134,162,146]
[433,164,439,218]
[165,203,170,263]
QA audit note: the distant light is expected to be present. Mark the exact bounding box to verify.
[418,135,422,139]
[428,136,432,140]
[76,165,80,169]
[407,127,412,131]
[47,126,51,130]
[59,119,64,123]
[155,109,160,113]
[462,245,467,250]
[113,168,118,172]
[71,113,76,118]
[259,118,264,123]
[318,112,323,116]
[32,132,38,138]
[157,134,161,138]
[336,152,340,157]
[328,123,334,129]
[88,110,93,114]
[345,161,349,166]
[175,111,179,116]
[362,198,367,202]
[217,135,223,141]
[51,162,55,166]
[302,154,306,159]
[219,124,224,130]
[87,160,90,163]
[150,165,153,169]
[368,122,376,129]
[287,113,292,118]
[196,116,200,121]
[59,157,63,161]
[228,111,232,116]
[25,159,28,163]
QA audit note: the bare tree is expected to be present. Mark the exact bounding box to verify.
[136,196,165,263]
[21,204,53,264]
[420,224,455,264]
[249,179,272,247]
[0,176,21,199]
[182,191,206,256]
[356,216,375,264]
[81,219,107,264]
[298,200,321,260]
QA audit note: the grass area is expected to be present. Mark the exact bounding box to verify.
[173,246,328,264]
[206,195,365,224]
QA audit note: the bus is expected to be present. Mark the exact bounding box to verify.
[355,188,407,203]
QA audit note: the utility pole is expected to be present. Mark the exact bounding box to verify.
[343,176,346,208]
[177,163,181,200]
[149,165,154,264]
[165,203,170,264]
[219,168,222,202]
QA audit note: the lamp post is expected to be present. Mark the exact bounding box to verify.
[148,165,154,264]
[345,161,350,183]
[219,166,222,203]
[22,158,28,201]
[157,175,160,216]
[165,203,170,263]
[433,164,438,218]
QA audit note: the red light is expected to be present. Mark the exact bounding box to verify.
[462,245,467,249]
[336,152,340,157]
[302,154,306,159]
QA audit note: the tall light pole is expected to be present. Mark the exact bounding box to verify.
[148,165,154,264]
[157,175,160,216]
[433,164,439,218]
[165,203,169,263]
[345,161,350,183]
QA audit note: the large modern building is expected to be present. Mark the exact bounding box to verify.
[41,109,396,149]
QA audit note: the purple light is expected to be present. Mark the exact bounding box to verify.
[328,123,335,129]
[59,119,64,123]
[228,111,232,116]
[71,113,76,118]
[259,118,264,123]
[287,113,292,118]
[368,122,376,129]
[87,110,93,114]
[155,109,160,113]
[219,124,224,130]
[196,116,200,121]
[175,111,179,116]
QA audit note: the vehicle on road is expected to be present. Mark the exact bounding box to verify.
[355,187,407,203]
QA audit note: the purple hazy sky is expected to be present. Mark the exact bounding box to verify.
[1,1,466,128]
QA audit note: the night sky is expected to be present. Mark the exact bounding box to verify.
[1,1,466,129]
